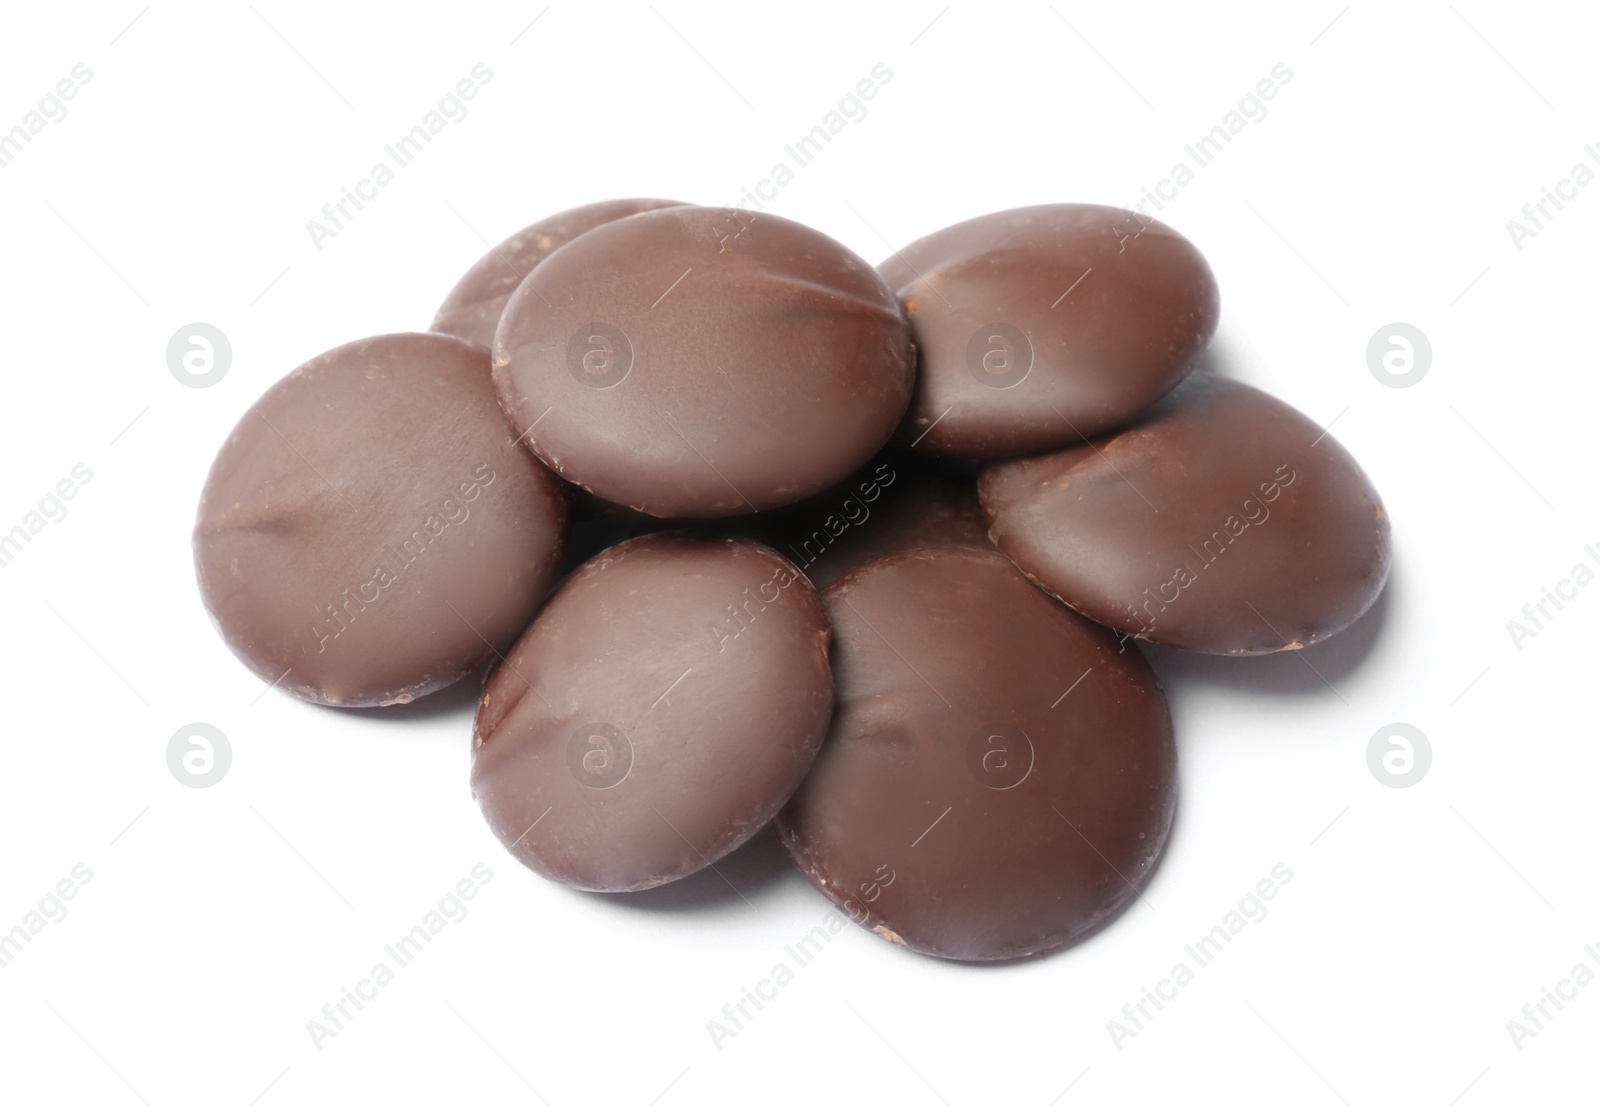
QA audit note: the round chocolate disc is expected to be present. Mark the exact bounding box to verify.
[979,375,1391,655]
[430,198,684,348]
[194,333,569,706]
[493,205,915,517]
[880,204,1219,457]
[777,546,1176,961]
[471,533,834,892]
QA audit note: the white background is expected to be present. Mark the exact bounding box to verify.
[0,2,1594,1109]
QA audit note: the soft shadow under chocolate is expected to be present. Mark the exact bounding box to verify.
[587,824,796,913]
[331,663,487,722]
[1146,559,1396,698]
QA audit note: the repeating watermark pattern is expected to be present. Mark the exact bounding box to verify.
[1120,64,1293,220]
[966,323,1032,389]
[0,864,94,970]
[305,64,493,251]
[166,323,232,389]
[306,864,494,1050]
[708,463,898,654]
[0,463,93,571]
[566,323,632,388]
[567,722,632,789]
[1506,942,1600,1050]
[708,561,807,653]
[166,723,232,789]
[1116,464,1297,642]
[723,64,893,213]
[1106,863,1294,1049]
[1505,145,1600,251]
[843,863,898,928]
[706,208,759,255]
[310,464,495,653]
[1365,323,1431,389]
[706,899,870,1050]
[0,63,93,172]
[779,462,899,576]
[965,725,1034,790]
[1505,544,1600,650]
[1366,722,1430,788]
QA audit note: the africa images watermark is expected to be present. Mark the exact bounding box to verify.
[722,63,894,212]
[1505,143,1600,252]
[1116,464,1297,644]
[306,64,493,251]
[167,723,232,789]
[306,864,494,1050]
[1106,863,1294,1049]
[0,864,95,971]
[1505,543,1600,651]
[0,463,95,571]
[0,63,93,171]
[1505,941,1600,1050]
[708,461,898,654]
[310,463,496,653]
[705,890,877,1050]
[1120,63,1292,220]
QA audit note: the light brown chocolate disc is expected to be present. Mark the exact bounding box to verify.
[979,375,1391,654]
[472,534,834,891]
[194,332,569,706]
[431,198,685,347]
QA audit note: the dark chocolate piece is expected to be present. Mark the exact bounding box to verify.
[493,206,915,517]
[472,534,834,892]
[193,333,569,706]
[979,375,1391,655]
[778,546,1176,961]
[880,204,1218,457]
[431,199,684,348]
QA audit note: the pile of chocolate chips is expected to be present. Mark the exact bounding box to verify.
[195,200,1390,962]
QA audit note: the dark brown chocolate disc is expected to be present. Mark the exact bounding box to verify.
[431,198,685,347]
[493,206,915,517]
[979,375,1391,655]
[879,204,1218,457]
[777,546,1176,961]
[193,333,569,706]
[471,534,833,892]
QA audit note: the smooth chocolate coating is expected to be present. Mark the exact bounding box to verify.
[431,199,685,347]
[880,204,1218,457]
[493,206,915,517]
[778,547,1175,961]
[194,333,569,706]
[472,534,833,892]
[979,375,1391,655]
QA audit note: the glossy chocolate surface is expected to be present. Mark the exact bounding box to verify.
[194,333,569,706]
[880,204,1218,457]
[778,547,1176,961]
[431,198,684,347]
[472,534,833,891]
[979,375,1391,654]
[493,206,914,517]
